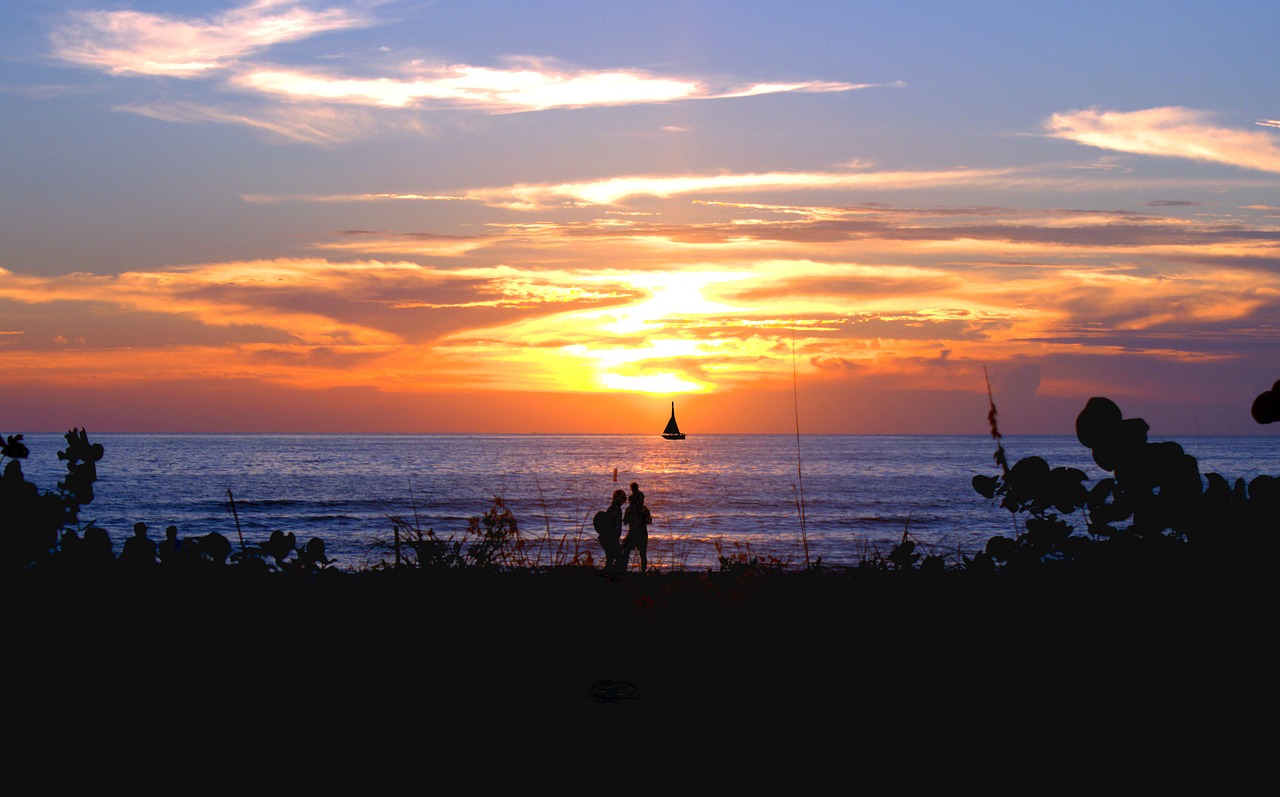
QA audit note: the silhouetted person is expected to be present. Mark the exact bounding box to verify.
[81,525,113,567]
[621,491,651,573]
[59,528,81,559]
[596,490,626,571]
[119,522,157,568]
[157,525,182,566]
[57,528,92,574]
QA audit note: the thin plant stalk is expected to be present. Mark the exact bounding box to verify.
[983,365,1019,537]
[984,365,1009,478]
[227,488,246,553]
[791,317,811,569]
[533,475,552,569]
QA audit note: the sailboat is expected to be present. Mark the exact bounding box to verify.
[662,401,686,440]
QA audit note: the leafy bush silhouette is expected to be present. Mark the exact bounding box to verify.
[382,515,466,571]
[713,538,790,575]
[1253,379,1280,424]
[1,429,104,572]
[973,397,1278,572]
[378,495,531,572]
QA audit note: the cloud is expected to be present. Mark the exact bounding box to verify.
[6,185,1279,416]
[490,166,1023,208]
[50,0,369,76]
[233,62,701,110]
[280,166,1008,212]
[246,165,1017,210]
[232,61,869,111]
[242,191,479,203]
[118,100,435,144]
[48,3,874,136]
[401,196,1280,258]
[241,162,1279,210]
[0,259,644,351]
[1047,107,1280,173]
[314,231,492,257]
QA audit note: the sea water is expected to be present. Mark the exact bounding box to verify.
[10,433,1279,571]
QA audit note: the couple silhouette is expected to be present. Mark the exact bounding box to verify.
[594,482,651,573]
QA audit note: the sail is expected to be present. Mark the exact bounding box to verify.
[663,402,682,435]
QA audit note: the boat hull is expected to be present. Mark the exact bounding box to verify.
[662,433,686,440]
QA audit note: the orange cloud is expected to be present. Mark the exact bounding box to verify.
[4,194,1278,430]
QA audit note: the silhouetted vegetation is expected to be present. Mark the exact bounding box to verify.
[1254,378,1280,424]
[1,428,338,582]
[970,396,1278,575]
[2,428,103,573]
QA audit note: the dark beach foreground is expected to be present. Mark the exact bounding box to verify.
[11,561,1269,730]
[7,397,1276,775]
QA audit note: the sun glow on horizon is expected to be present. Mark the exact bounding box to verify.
[457,270,753,394]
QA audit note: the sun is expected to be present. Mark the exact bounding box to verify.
[601,372,706,394]
[438,267,751,395]
[563,339,714,394]
[602,270,747,334]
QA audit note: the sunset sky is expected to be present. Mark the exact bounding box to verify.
[2,0,1278,434]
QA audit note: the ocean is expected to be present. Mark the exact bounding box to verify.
[11,432,1279,571]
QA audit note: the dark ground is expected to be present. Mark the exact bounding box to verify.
[7,564,1273,790]
[10,563,1269,722]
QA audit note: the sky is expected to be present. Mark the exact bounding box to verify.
[1,0,1278,435]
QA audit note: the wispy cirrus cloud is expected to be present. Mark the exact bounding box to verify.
[118,99,435,144]
[233,61,870,111]
[240,161,1279,211]
[47,1,878,135]
[1047,107,1280,173]
[234,61,698,109]
[242,164,1024,210]
[49,0,369,77]
[478,166,1017,208]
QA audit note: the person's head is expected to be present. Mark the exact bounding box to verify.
[165,525,178,540]
[133,522,148,538]
[613,489,626,505]
[630,482,639,492]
